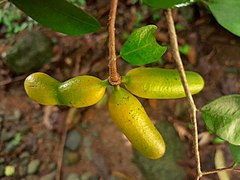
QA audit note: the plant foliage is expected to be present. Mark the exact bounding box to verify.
[10,0,101,35]
[120,25,167,66]
[201,95,240,145]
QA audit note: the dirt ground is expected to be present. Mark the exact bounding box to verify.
[0,1,240,180]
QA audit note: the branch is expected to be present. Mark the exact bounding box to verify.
[108,0,121,85]
[202,163,240,176]
[165,9,202,179]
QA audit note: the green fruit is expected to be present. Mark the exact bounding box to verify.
[58,75,107,107]
[24,72,60,105]
[108,86,165,159]
[122,67,204,99]
[24,72,107,107]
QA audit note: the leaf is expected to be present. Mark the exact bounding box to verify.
[120,25,167,66]
[215,149,230,180]
[229,144,240,164]
[208,0,240,37]
[143,0,194,9]
[10,0,100,35]
[201,94,240,145]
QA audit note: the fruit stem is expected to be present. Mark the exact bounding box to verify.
[108,0,121,86]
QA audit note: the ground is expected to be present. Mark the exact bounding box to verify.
[0,1,240,180]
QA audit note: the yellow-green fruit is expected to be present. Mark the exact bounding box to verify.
[58,75,107,107]
[24,72,60,105]
[108,86,165,159]
[24,73,107,107]
[122,67,204,99]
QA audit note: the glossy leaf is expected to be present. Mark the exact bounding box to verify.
[208,0,240,36]
[10,0,101,35]
[229,144,240,164]
[201,95,240,145]
[143,0,194,9]
[120,25,167,66]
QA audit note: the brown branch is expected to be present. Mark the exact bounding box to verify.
[165,9,202,179]
[108,0,121,86]
[202,163,240,176]
[56,115,68,180]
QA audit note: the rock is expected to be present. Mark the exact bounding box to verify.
[27,159,41,175]
[4,31,53,74]
[65,129,82,151]
[20,152,30,166]
[40,171,56,180]
[26,175,39,180]
[63,150,80,165]
[81,172,98,180]
[0,165,4,177]
[133,121,186,180]
[5,110,22,121]
[19,165,27,177]
[17,124,31,134]
[1,129,15,142]
[0,158,4,164]
[4,140,19,153]
[66,173,80,180]
[48,162,57,171]
[20,151,30,159]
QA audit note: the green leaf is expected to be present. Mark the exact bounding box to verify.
[208,0,240,37]
[201,94,240,145]
[143,0,194,9]
[9,0,101,35]
[120,25,167,66]
[229,144,240,164]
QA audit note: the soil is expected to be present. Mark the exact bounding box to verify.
[0,1,240,180]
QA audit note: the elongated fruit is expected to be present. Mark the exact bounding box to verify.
[24,72,107,107]
[108,86,165,159]
[122,67,204,99]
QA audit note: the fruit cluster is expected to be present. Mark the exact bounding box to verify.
[24,67,204,159]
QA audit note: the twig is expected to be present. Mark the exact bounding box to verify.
[202,163,240,176]
[165,9,202,179]
[108,0,121,85]
[56,115,68,180]
[0,75,27,86]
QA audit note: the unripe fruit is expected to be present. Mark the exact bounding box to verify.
[122,67,204,99]
[108,86,165,159]
[24,72,107,107]
[24,72,60,105]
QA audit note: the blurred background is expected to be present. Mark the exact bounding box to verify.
[0,0,240,179]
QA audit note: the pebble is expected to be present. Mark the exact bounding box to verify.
[1,129,15,142]
[20,151,30,159]
[40,171,56,180]
[81,172,97,180]
[26,175,39,180]
[5,110,21,121]
[66,173,80,180]
[0,165,4,177]
[27,159,41,175]
[0,158,4,164]
[17,124,31,134]
[48,162,57,171]
[64,151,79,165]
[65,129,81,151]
[4,140,19,153]
[19,165,27,177]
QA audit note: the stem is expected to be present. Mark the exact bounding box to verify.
[108,0,121,85]
[202,164,240,176]
[165,9,202,178]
